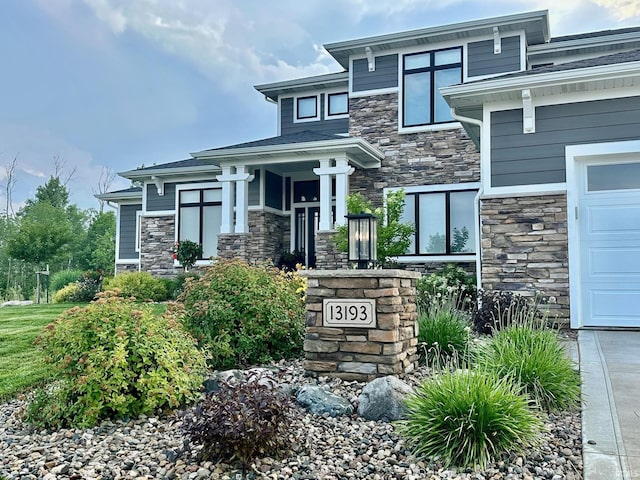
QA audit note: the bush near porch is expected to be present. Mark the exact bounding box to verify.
[176,259,306,369]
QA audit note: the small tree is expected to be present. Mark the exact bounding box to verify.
[334,190,414,267]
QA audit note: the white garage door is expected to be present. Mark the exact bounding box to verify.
[579,161,640,327]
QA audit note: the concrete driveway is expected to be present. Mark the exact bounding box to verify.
[579,330,640,480]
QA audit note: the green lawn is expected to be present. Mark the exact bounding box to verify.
[0,303,79,400]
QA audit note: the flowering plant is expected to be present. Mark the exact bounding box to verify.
[172,240,203,271]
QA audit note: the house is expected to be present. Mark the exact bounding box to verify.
[98,10,640,329]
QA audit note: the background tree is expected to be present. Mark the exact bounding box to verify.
[82,211,116,274]
[7,202,72,268]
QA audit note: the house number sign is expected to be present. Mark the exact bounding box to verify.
[323,299,376,328]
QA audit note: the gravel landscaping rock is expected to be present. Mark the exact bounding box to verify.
[0,359,583,479]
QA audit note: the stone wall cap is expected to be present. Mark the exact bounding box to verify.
[300,269,421,279]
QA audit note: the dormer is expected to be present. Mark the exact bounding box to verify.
[255,72,349,137]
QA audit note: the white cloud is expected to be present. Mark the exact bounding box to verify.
[593,0,640,19]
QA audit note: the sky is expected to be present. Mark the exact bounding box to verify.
[1,0,639,211]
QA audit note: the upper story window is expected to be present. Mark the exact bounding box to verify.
[296,96,318,120]
[402,47,462,127]
[327,92,348,116]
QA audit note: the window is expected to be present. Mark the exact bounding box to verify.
[296,96,317,120]
[178,188,222,259]
[403,47,462,127]
[327,92,348,116]
[401,189,476,255]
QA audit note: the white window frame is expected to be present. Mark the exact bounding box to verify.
[325,91,349,119]
[293,94,321,123]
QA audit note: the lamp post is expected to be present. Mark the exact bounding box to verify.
[346,212,378,269]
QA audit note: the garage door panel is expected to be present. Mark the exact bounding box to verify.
[586,204,640,236]
[587,289,640,327]
[588,247,640,277]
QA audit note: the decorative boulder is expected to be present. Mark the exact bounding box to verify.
[297,385,354,417]
[357,376,413,422]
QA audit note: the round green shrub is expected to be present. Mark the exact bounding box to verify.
[50,269,83,292]
[52,283,80,303]
[25,291,207,429]
[397,368,542,470]
[103,271,169,302]
[418,294,472,366]
[177,259,305,369]
[481,324,580,411]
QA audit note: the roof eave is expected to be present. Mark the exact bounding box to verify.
[255,72,349,101]
[325,10,549,68]
[442,61,640,107]
[192,138,384,169]
[95,191,142,202]
[118,164,221,180]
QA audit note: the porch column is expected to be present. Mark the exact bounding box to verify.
[316,159,332,232]
[334,157,354,227]
[313,158,355,231]
[234,165,254,234]
[219,165,234,234]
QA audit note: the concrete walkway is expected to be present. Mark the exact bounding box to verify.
[579,330,640,480]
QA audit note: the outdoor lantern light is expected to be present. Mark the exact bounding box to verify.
[346,212,378,269]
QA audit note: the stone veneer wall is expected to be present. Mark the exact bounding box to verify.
[315,231,348,270]
[115,263,139,275]
[481,194,570,321]
[303,270,420,382]
[348,93,480,206]
[140,215,177,278]
[217,210,289,264]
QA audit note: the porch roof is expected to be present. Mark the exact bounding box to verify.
[191,131,383,169]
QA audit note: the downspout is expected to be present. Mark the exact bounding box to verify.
[450,107,484,291]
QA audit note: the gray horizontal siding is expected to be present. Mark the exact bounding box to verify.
[119,204,141,260]
[146,182,176,211]
[491,96,640,187]
[280,96,348,136]
[352,54,398,92]
[249,169,261,206]
[468,36,521,77]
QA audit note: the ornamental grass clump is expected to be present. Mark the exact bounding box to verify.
[481,320,580,411]
[397,367,543,470]
[177,259,305,369]
[182,370,296,470]
[25,291,207,429]
[417,293,472,366]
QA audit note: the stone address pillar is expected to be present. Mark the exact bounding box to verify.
[301,269,421,382]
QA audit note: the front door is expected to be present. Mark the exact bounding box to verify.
[294,206,319,268]
[578,160,640,327]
